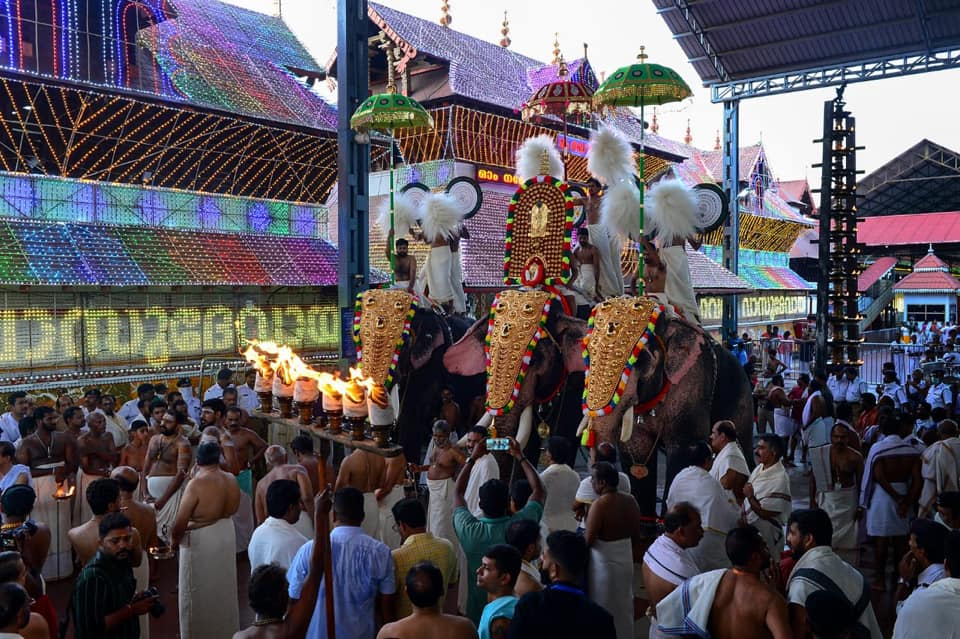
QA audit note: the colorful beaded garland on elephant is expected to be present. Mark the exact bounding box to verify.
[582,296,664,417]
[353,289,417,390]
[484,288,556,415]
[504,176,573,287]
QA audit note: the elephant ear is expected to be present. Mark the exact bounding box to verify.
[663,319,706,386]
[554,313,587,373]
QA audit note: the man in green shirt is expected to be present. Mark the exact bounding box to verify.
[72,512,158,638]
[453,436,545,625]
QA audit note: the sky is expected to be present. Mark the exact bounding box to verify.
[227,0,960,184]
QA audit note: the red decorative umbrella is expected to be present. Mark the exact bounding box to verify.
[521,57,596,170]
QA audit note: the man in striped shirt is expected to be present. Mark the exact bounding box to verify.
[72,512,158,639]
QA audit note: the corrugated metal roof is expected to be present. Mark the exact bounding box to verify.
[652,0,960,85]
[858,140,960,216]
[858,256,897,291]
[858,211,960,246]
[893,270,960,292]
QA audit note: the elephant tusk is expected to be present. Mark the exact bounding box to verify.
[475,412,493,429]
[576,413,590,437]
[620,405,635,443]
[517,405,534,449]
[389,384,400,418]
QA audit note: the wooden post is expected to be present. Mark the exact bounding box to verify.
[317,434,335,639]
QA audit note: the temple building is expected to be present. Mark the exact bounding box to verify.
[892,247,960,324]
[0,0,345,382]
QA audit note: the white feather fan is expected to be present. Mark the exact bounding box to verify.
[587,126,635,184]
[420,192,465,242]
[646,180,698,245]
[599,179,642,239]
[377,190,420,238]
[516,135,564,182]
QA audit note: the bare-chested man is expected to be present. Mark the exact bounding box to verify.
[67,478,142,572]
[223,405,265,551]
[336,447,386,540]
[656,525,790,639]
[387,234,417,295]
[809,423,864,553]
[198,426,241,474]
[438,388,461,436]
[422,420,465,550]
[584,461,644,639]
[290,435,327,497]
[376,562,477,639]
[377,450,408,549]
[255,445,314,537]
[172,442,241,639]
[119,420,150,474]
[17,405,76,579]
[112,465,158,610]
[861,415,922,591]
[142,410,191,544]
[75,412,119,525]
[572,227,600,304]
[642,503,703,637]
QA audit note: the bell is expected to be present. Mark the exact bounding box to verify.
[629,464,649,480]
[537,421,550,439]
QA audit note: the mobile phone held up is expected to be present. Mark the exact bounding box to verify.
[486,438,510,451]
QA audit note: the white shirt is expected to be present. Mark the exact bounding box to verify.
[539,463,581,533]
[248,516,309,572]
[117,398,144,426]
[0,413,20,443]
[928,383,954,410]
[880,382,907,409]
[667,466,739,534]
[237,385,259,412]
[101,411,129,447]
[178,387,202,424]
[203,383,232,401]
[465,454,499,518]
[893,577,960,639]
[574,472,631,504]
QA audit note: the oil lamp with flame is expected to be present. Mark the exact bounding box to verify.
[294,377,319,425]
[319,373,344,434]
[53,481,75,501]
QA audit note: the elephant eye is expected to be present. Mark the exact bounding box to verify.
[394,301,404,309]
[365,296,375,306]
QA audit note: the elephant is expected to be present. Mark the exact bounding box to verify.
[443,289,588,477]
[355,289,481,463]
[580,296,754,515]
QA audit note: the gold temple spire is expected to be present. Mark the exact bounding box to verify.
[499,10,511,48]
[552,32,561,65]
[714,129,721,151]
[684,119,692,145]
[440,0,451,27]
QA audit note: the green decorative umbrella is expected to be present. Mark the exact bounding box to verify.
[593,46,692,293]
[351,82,434,280]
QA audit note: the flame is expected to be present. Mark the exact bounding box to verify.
[54,483,76,499]
[242,340,376,398]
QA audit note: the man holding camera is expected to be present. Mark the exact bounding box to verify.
[72,511,160,638]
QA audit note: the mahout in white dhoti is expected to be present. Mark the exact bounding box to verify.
[745,461,791,559]
[920,439,959,516]
[809,445,859,550]
[667,466,739,570]
[34,473,72,580]
[424,245,454,304]
[656,568,727,637]
[179,518,239,639]
[377,485,405,550]
[539,463,581,533]
[787,545,882,639]
[659,244,700,324]
[860,434,923,537]
[147,475,184,543]
[588,537,634,639]
[450,248,467,313]
[586,224,624,299]
[710,441,750,507]
[574,263,597,299]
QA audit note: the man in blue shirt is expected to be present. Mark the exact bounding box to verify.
[454,437,545,624]
[477,544,521,639]
[287,486,396,639]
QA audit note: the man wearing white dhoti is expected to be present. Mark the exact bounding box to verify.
[449,225,468,314]
[74,412,118,527]
[708,421,750,506]
[172,442,240,639]
[860,416,923,590]
[893,528,960,639]
[335,448,386,541]
[809,424,864,550]
[583,179,625,300]
[423,421,464,554]
[376,453,407,550]
[743,434,792,562]
[539,437,581,534]
[642,503,703,639]
[785,508,882,639]
[919,419,960,517]
[585,462,645,639]
[573,227,600,302]
[143,411,191,544]
[656,526,791,638]
[667,442,739,571]
[16,406,76,580]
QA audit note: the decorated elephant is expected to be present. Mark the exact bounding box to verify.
[354,289,482,463]
[579,296,754,514]
[443,288,588,475]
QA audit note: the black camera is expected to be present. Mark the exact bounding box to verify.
[132,586,165,618]
[0,521,37,551]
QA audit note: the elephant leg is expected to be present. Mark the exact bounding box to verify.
[620,426,659,516]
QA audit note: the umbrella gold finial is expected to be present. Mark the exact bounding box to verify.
[558,55,568,78]
[638,45,648,62]
[684,119,692,145]
[500,11,511,48]
[651,108,659,134]
[539,148,552,176]
[440,0,452,27]
[552,33,561,65]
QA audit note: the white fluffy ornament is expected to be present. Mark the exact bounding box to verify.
[516,135,564,182]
